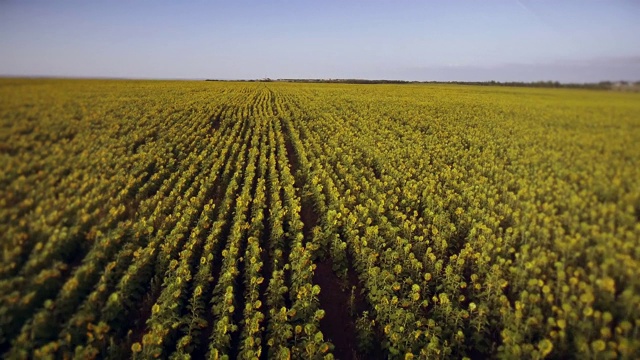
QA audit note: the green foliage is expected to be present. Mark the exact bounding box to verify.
[1,79,639,359]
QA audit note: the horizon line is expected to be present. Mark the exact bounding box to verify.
[2,74,639,85]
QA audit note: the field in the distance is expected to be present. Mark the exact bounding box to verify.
[1,79,639,359]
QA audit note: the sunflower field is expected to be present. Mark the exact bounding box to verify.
[1,79,639,359]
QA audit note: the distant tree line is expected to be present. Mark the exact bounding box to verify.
[437,80,640,90]
[204,78,640,90]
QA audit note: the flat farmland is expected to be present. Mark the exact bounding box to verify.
[1,79,639,359]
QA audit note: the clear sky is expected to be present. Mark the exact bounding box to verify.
[1,0,639,82]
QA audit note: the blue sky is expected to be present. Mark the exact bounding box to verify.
[1,0,638,82]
